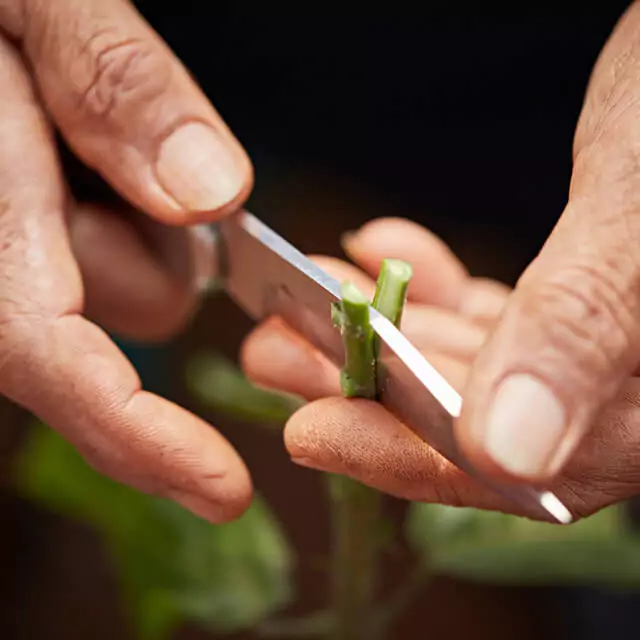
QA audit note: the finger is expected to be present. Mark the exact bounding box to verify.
[242,316,471,399]
[5,0,253,224]
[458,277,511,327]
[457,100,640,482]
[70,202,209,341]
[400,306,487,360]
[6,319,252,523]
[285,398,509,513]
[340,217,510,328]
[0,35,251,523]
[241,317,341,401]
[284,376,640,520]
[341,217,468,308]
[286,391,640,521]
[311,255,377,299]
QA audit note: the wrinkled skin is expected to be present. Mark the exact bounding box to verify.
[4,0,640,525]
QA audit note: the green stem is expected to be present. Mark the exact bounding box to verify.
[333,281,377,399]
[372,259,413,354]
[328,264,412,640]
[372,259,412,395]
[327,474,384,640]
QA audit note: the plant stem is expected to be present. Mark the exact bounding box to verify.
[327,474,384,640]
[372,259,413,395]
[333,282,377,399]
[328,264,412,640]
[372,259,412,350]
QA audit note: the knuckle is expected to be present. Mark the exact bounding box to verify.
[553,478,595,520]
[74,27,171,122]
[0,204,81,321]
[555,471,634,521]
[573,99,640,201]
[519,261,638,380]
[0,206,43,321]
[560,398,640,513]
[0,312,48,398]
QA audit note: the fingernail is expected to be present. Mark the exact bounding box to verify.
[485,373,568,477]
[340,230,357,253]
[156,122,245,212]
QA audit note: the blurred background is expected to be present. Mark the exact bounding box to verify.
[1,3,640,639]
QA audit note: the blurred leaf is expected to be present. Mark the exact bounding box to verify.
[406,502,640,588]
[15,422,294,639]
[186,353,305,426]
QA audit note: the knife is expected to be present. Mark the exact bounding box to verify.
[191,210,572,524]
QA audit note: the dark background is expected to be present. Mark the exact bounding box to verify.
[142,3,628,281]
[1,3,638,639]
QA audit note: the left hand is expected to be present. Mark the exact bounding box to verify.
[241,217,640,520]
[0,0,254,524]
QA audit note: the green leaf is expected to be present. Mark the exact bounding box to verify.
[406,502,640,588]
[15,422,294,639]
[185,353,305,425]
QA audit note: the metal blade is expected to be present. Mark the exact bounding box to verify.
[215,211,572,524]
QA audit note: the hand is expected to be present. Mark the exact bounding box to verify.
[244,4,640,521]
[241,215,640,520]
[0,0,254,523]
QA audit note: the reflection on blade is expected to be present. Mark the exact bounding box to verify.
[215,211,573,524]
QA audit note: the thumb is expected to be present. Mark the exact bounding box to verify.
[457,2,640,485]
[457,157,640,483]
[4,0,252,223]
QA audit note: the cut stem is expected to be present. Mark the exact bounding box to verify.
[372,259,413,395]
[373,258,413,327]
[372,259,413,354]
[334,281,377,400]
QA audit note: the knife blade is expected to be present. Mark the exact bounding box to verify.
[201,210,572,524]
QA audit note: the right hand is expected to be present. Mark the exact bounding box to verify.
[0,0,254,523]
